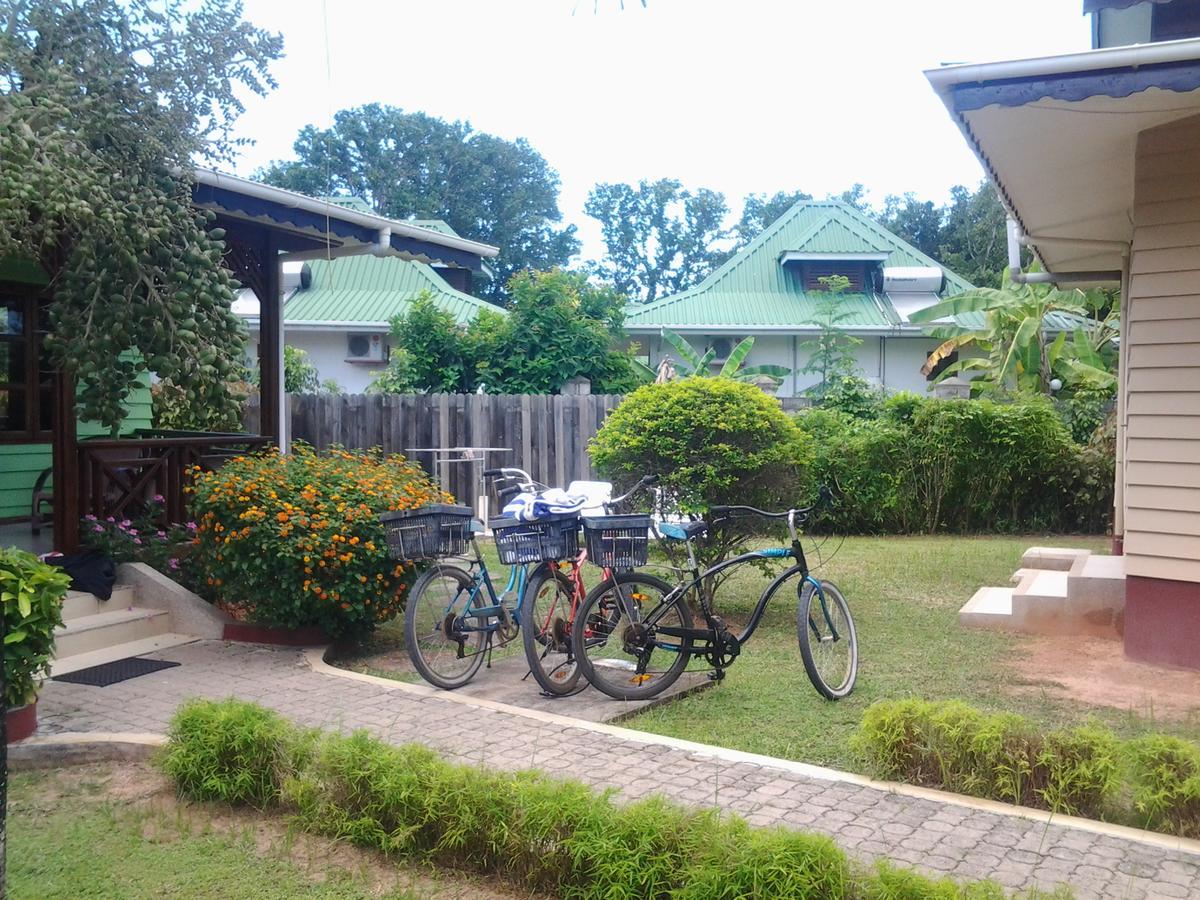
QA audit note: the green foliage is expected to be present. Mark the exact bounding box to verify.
[659,330,791,386]
[79,500,196,583]
[590,377,812,567]
[188,445,448,640]
[162,699,309,808]
[151,377,249,432]
[374,274,647,395]
[0,0,281,432]
[1057,388,1114,444]
[258,103,578,304]
[1,548,70,707]
[1127,735,1200,837]
[800,276,865,398]
[854,699,1120,817]
[585,178,731,303]
[733,189,814,247]
[798,394,1113,534]
[817,373,884,418]
[164,699,1023,899]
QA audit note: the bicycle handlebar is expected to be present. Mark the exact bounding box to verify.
[604,473,659,512]
[710,487,835,523]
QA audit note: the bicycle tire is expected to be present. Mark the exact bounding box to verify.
[572,571,693,701]
[797,578,858,700]
[405,563,487,690]
[521,564,583,696]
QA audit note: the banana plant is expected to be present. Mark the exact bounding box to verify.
[910,272,1118,396]
[661,330,791,385]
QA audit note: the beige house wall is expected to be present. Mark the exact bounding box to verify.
[1125,114,1200,583]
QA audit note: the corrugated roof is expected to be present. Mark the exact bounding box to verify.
[283,254,502,326]
[625,201,973,330]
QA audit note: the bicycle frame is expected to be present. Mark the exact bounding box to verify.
[438,539,535,638]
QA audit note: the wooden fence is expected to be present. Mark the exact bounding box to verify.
[245,392,811,512]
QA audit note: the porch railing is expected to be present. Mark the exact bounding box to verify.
[77,433,272,525]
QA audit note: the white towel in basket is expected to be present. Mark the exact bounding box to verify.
[502,488,587,521]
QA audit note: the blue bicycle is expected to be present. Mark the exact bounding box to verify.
[571,488,858,701]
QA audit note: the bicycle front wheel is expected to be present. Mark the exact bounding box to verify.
[521,565,582,696]
[405,563,487,690]
[572,572,692,701]
[797,578,858,700]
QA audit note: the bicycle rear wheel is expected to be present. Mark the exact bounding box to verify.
[521,565,582,696]
[405,563,487,690]
[572,572,692,701]
[797,578,858,700]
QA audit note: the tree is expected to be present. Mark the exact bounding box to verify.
[0,0,281,434]
[585,179,731,303]
[258,104,579,304]
[879,193,944,260]
[799,275,864,397]
[937,182,1016,288]
[734,189,813,246]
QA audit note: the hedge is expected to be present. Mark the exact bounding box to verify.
[161,699,1066,899]
[797,394,1113,534]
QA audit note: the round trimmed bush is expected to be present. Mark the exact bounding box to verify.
[188,444,448,640]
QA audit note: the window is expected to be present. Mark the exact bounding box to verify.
[803,264,867,292]
[0,288,52,442]
[1153,0,1200,41]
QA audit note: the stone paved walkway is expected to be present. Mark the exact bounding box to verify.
[35,641,1200,899]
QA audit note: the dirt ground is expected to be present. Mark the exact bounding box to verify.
[18,762,544,900]
[1010,634,1200,724]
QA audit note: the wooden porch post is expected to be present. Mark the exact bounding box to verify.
[52,369,79,552]
[256,232,286,450]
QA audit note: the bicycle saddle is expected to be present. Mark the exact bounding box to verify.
[658,520,708,541]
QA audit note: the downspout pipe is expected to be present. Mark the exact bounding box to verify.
[1006,218,1123,285]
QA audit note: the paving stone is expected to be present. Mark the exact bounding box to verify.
[33,640,1200,900]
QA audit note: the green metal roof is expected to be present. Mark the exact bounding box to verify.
[625,201,973,330]
[283,254,502,327]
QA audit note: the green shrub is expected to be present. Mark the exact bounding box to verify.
[1,547,70,708]
[161,699,307,808]
[590,377,812,567]
[854,699,1120,817]
[165,700,1033,899]
[816,373,884,419]
[188,444,448,639]
[1126,734,1200,837]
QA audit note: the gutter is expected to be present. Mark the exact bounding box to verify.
[1006,219,1124,285]
[627,324,921,336]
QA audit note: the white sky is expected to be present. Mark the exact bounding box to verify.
[230,0,1093,261]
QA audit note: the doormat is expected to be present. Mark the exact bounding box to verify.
[54,656,181,687]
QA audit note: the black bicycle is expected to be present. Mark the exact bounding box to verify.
[571,489,858,701]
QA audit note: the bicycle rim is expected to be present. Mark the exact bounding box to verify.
[575,573,691,701]
[798,579,858,700]
[405,564,487,689]
[522,567,582,695]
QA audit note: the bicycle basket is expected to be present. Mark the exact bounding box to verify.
[489,512,579,565]
[380,505,474,561]
[581,515,652,571]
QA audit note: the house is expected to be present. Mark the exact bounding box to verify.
[0,169,497,551]
[926,0,1200,668]
[237,221,502,393]
[623,201,975,396]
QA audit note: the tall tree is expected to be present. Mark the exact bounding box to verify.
[938,181,1014,288]
[585,178,730,303]
[879,193,944,259]
[734,189,813,246]
[258,104,579,303]
[0,0,281,432]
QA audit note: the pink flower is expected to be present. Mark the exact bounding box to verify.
[157,530,167,538]
[84,514,97,522]
[93,524,104,532]
[128,528,138,536]
[120,519,132,528]
[186,521,198,531]
[106,516,115,523]
[133,538,142,545]
[169,559,180,570]
[153,494,165,503]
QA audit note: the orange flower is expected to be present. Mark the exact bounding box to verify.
[276,512,289,523]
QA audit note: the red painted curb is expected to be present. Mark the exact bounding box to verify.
[222,623,328,646]
[6,700,37,743]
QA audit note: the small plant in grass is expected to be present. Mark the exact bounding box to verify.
[187,444,448,639]
[1,548,70,708]
[1126,734,1200,837]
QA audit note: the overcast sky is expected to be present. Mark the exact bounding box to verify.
[230,0,1092,260]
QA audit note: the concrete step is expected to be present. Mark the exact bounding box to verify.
[1020,547,1091,572]
[1065,552,1126,636]
[53,607,170,659]
[49,633,198,677]
[61,586,134,623]
[959,586,1013,629]
[1013,570,1069,611]
[1009,568,1037,584]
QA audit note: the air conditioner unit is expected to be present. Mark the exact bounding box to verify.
[347,333,385,362]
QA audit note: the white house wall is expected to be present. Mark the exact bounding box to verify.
[244,331,388,394]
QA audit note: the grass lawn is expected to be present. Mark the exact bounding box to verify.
[336,534,1200,774]
[6,763,539,900]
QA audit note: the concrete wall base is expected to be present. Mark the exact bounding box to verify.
[117,562,232,639]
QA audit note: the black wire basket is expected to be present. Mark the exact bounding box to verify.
[581,515,652,571]
[489,513,580,565]
[380,505,474,561]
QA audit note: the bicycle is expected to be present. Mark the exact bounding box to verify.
[571,488,858,702]
[382,468,566,690]
[517,474,661,697]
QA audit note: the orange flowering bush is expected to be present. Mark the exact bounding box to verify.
[188,444,449,639]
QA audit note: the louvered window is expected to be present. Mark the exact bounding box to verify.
[803,264,866,292]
